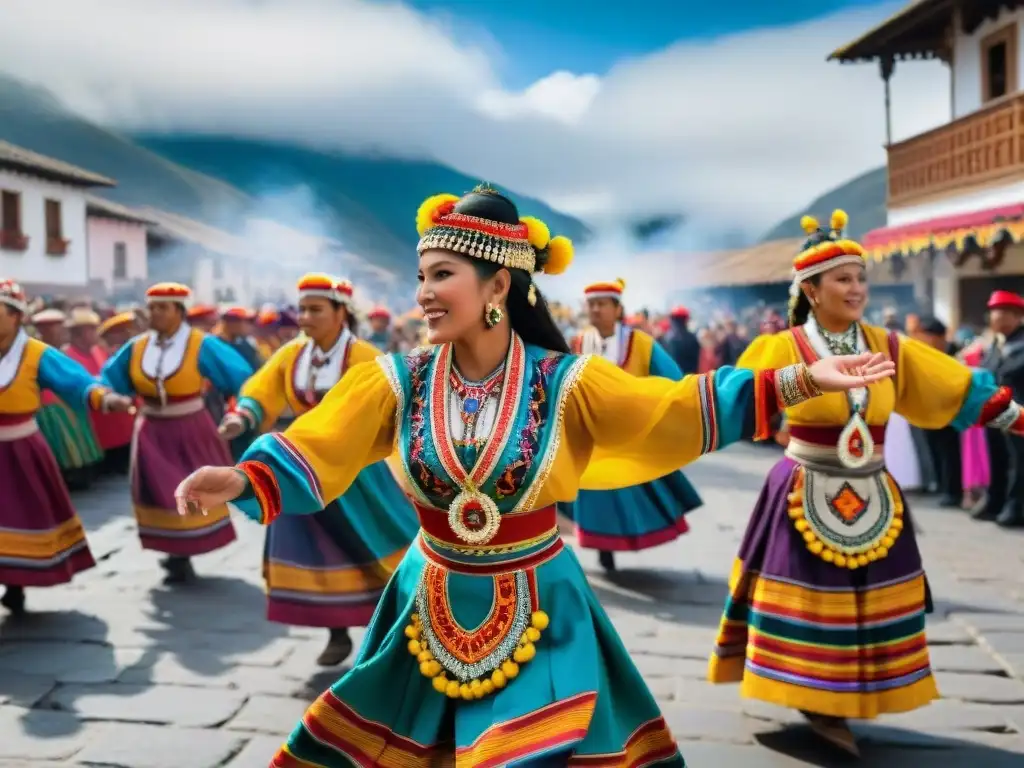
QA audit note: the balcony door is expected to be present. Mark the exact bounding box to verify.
[982,22,1019,102]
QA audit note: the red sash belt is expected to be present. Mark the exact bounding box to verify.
[789,424,886,446]
[0,412,34,426]
[415,503,557,550]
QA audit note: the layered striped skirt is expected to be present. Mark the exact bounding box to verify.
[264,461,418,628]
[130,399,236,556]
[708,456,938,719]
[0,418,95,586]
[37,401,103,471]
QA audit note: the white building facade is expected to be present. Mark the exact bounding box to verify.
[0,141,115,293]
[832,0,1024,328]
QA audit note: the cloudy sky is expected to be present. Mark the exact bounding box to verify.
[0,0,946,245]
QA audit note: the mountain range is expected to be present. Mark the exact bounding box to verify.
[0,75,887,279]
[0,76,586,276]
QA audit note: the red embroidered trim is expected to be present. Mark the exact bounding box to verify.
[791,327,819,364]
[754,369,777,441]
[437,212,530,241]
[1008,408,1024,436]
[238,460,282,525]
[424,563,519,665]
[979,386,1013,426]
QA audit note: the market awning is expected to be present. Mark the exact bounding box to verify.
[861,203,1024,259]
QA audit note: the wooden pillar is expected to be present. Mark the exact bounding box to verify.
[881,55,896,146]
[950,0,960,117]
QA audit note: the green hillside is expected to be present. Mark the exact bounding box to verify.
[135,135,589,271]
[0,76,252,227]
[760,166,886,243]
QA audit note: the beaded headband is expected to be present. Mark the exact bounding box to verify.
[415,189,575,282]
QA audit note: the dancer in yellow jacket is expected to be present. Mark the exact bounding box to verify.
[708,211,1024,756]
[220,273,419,666]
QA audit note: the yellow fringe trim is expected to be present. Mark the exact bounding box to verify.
[788,467,904,569]
[404,610,549,700]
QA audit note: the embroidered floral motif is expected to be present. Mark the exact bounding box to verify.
[494,353,562,500]
[406,349,454,501]
[404,347,566,508]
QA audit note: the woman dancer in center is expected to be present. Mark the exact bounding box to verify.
[101,282,254,583]
[562,278,702,571]
[175,188,891,767]
[707,211,1024,757]
[219,273,419,667]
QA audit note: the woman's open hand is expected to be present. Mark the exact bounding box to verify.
[808,352,895,393]
[174,466,247,516]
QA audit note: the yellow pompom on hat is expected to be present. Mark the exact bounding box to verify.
[583,277,626,301]
[415,184,574,278]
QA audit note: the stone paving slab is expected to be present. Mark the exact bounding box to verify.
[71,723,246,768]
[4,444,1024,766]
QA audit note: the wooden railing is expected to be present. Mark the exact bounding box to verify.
[887,91,1024,208]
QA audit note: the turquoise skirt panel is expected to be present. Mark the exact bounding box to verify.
[560,470,703,551]
[270,540,685,767]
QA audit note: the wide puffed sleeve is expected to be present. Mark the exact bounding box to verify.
[234,342,294,432]
[232,358,397,524]
[737,332,799,371]
[100,338,137,395]
[197,335,255,397]
[572,355,793,490]
[37,346,107,411]
[891,333,1024,434]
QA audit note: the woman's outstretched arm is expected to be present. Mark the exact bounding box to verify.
[177,358,397,524]
[571,353,890,492]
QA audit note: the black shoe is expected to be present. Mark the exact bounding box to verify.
[996,503,1024,528]
[0,586,26,616]
[160,556,196,584]
[937,495,962,508]
[598,551,616,572]
[971,499,1002,521]
[317,628,353,666]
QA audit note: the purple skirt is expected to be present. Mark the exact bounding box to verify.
[708,456,939,720]
[131,407,236,556]
[0,429,95,586]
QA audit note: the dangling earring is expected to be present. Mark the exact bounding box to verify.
[484,303,504,328]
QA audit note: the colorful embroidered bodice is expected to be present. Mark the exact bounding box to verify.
[383,338,581,515]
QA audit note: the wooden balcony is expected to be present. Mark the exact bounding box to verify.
[888,91,1024,209]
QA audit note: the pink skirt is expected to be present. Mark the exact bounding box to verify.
[961,426,990,490]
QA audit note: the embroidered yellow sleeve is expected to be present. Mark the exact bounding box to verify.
[238,342,295,429]
[737,332,798,370]
[271,359,397,503]
[568,355,760,491]
[892,334,975,429]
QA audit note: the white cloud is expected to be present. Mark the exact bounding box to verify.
[0,0,947,249]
